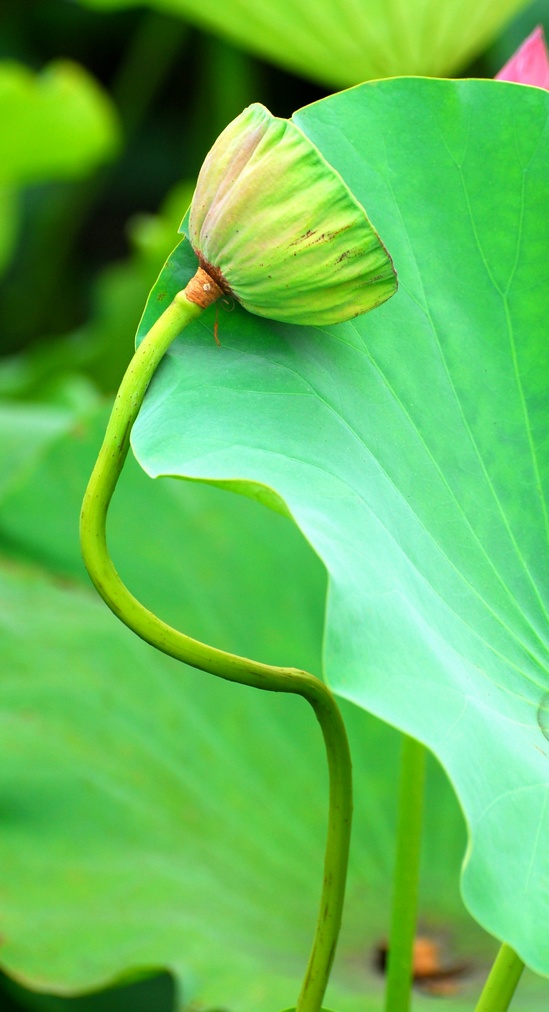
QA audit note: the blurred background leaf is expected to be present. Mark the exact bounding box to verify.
[0,970,175,1012]
[0,59,119,277]
[76,0,531,87]
[0,60,119,186]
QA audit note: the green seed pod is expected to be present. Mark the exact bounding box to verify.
[185,103,397,325]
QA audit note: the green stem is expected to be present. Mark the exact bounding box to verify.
[384,735,426,1012]
[474,944,525,1011]
[80,284,353,1012]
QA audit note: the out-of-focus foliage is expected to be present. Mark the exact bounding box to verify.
[0,969,175,1011]
[0,60,119,275]
[0,187,19,281]
[0,3,263,359]
[0,60,119,186]
[0,180,194,400]
[77,0,531,86]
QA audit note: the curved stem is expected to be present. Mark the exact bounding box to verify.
[384,735,426,1012]
[80,284,353,1012]
[474,944,525,1012]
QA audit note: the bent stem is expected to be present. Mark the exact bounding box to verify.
[79,278,353,1012]
[384,734,426,1012]
[474,944,525,1011]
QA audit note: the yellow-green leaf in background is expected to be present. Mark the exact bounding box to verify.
[0,60,119,186]
[0,60,120,275]
[77,0,529,87]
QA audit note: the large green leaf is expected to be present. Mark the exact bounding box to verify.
[131,78,549,978]
[77,0,529,87]
[0,402,526,1010]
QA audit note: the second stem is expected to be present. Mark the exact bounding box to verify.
[384,734,426,1012]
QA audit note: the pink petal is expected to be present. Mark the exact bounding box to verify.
[496,26,549,90]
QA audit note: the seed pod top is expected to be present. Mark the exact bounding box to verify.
[186,103,397,326]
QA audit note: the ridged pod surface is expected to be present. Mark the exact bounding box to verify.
[187,103,397,325]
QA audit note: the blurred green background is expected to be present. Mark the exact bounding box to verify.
[1,1,549,1010]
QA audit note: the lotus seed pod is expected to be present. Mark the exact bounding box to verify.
[185,103,397,326]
